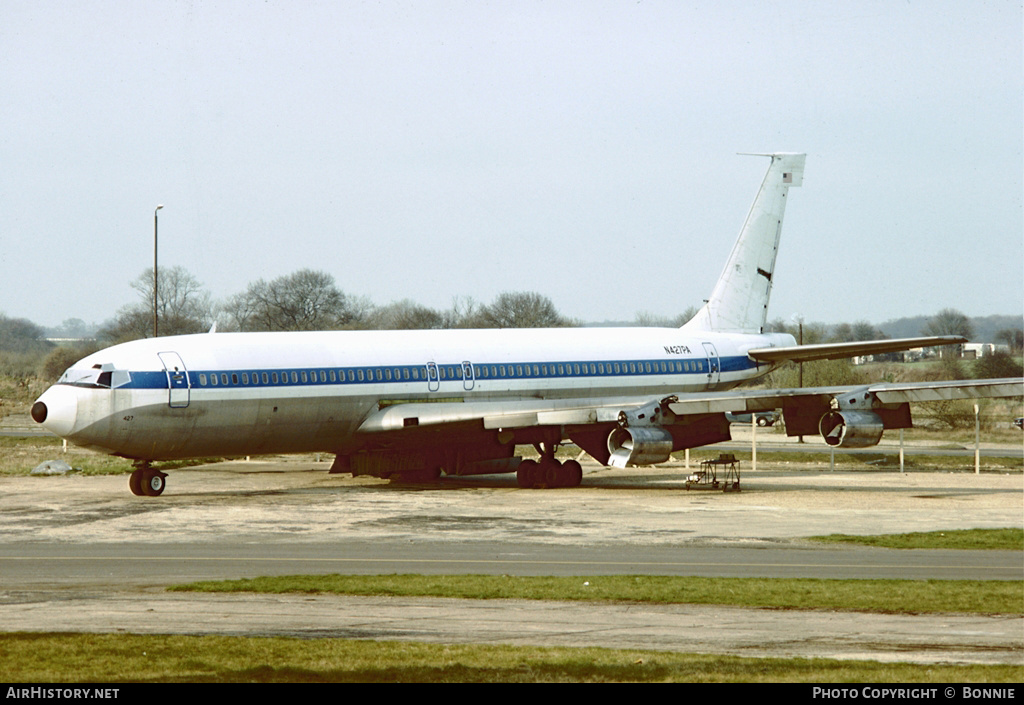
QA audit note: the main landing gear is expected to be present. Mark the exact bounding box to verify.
[516,449,583,489]
[129,463,167,497]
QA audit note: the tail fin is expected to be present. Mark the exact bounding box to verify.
[682,153,805,333]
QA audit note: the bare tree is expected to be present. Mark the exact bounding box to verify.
[441,296,484,328]
[829,320,884,343]
[995,327,1024,353]
[101,267,212,342]
[634,306,698,327]
[766,318,827,344]
[0,314,51,354]
[851,320,882,341]
[923,308,973,359]
[227,269,361,331]
[363,300,445,330]
[478,292,573,328]
[923,308,974,339]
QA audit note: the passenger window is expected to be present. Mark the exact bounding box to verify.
[221,374,229,385]
[199,374,207,386]
[232,373,239,385]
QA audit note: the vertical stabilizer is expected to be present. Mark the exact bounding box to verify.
[682,153,805,333]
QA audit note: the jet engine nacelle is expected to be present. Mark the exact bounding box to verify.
[607,426,674,468]
[818,410,884,448]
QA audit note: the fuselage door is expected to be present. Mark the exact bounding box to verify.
[702,342,721,390]
[426,362,440,392]
[462,361,475,391]
[157,352,190,408]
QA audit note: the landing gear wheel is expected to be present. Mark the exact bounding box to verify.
[563,459,583,488]
[129,469,145,496]
[141,468,167,497]
[541,459,563,488]
[516,459,539,488]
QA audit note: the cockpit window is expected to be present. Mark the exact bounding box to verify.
[59,364,131,389]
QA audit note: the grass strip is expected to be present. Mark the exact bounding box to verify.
[2,633,1020,683]
[809,528,1023,550]
[169,575,1023,615]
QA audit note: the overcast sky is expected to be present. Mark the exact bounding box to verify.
[2,0,1021,330]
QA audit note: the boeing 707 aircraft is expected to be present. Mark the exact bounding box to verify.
[31,153,1023,495]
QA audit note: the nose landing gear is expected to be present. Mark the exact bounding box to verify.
[129,463,167,497]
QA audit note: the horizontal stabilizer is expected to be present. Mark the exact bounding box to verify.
[747,336,967,364]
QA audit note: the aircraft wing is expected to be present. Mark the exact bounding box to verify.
[746,336,967,363]
[665,377,1024,415]
[357,395,653,434]
[357,377,1023,434]
[356,376,1022,468]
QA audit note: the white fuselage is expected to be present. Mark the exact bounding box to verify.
[34,327,794,461]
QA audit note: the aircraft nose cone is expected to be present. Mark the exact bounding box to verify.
[31,401,47,423]
[32,386,78,438]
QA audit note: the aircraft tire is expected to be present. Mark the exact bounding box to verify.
[141,469,166,497]
[563,459,583,487]
[516,459,539,488]
[542,461,562,488]
[128,469,145,497]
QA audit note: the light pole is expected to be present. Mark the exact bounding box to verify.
[792,314,804,443]
[153,205,163,337]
